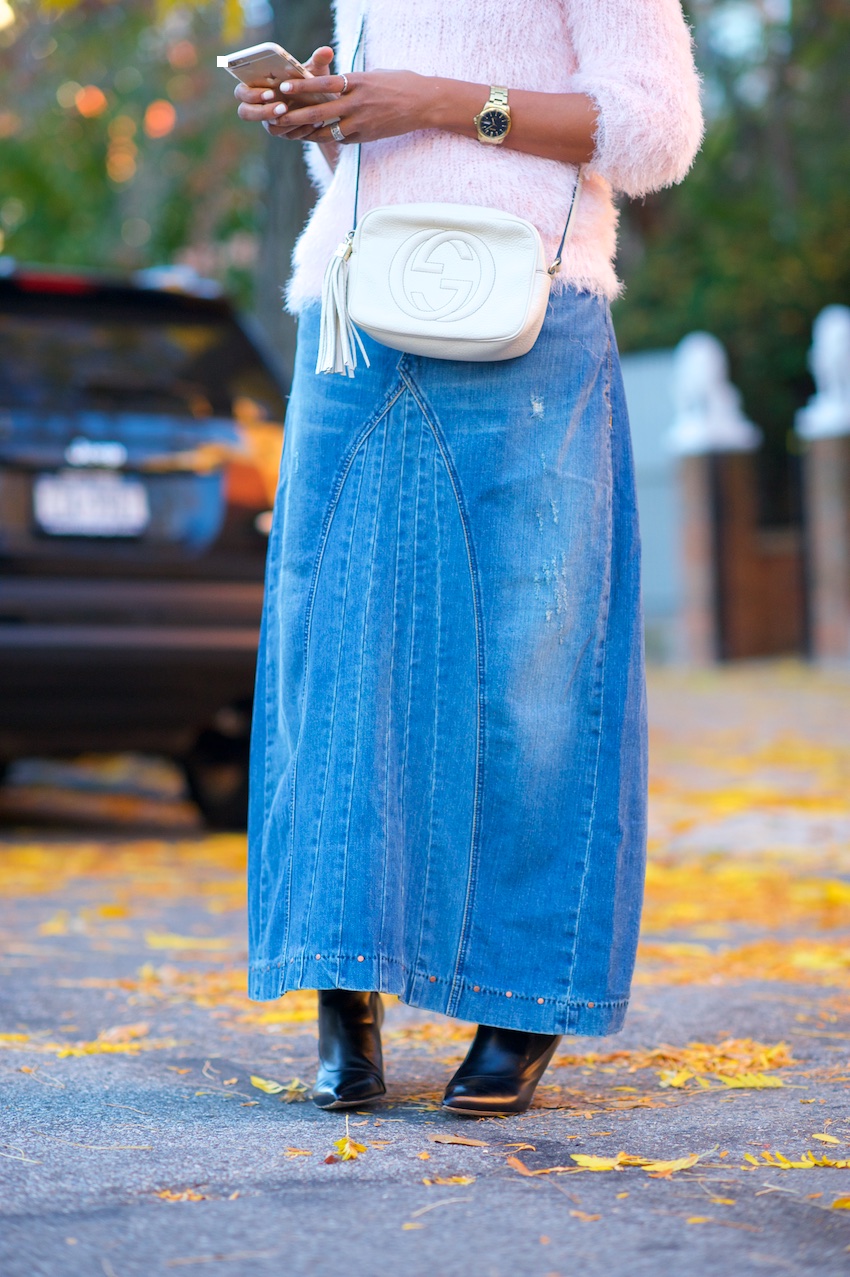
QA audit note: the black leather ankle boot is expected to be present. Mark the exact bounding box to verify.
[442,1025,561,1116]
[312,989,386,1110]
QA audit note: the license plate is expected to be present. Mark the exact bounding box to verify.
[33,471,151,538]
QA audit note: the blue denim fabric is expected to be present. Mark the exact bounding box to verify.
[248,288,647,1036]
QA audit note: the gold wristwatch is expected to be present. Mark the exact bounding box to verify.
[474,86,512,145]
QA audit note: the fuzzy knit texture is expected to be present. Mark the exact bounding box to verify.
[285,0,704,313]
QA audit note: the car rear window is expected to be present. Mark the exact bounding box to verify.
[0,300,286,422]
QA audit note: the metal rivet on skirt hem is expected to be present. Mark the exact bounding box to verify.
[429,976,437,983]
[357,955,364,962]
[473,985,480,992]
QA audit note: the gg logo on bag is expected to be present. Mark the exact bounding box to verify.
[389,230,497,322]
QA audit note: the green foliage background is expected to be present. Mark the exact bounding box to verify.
[1,0,848,510]
[0,0,265,301]
[614,0,850,510]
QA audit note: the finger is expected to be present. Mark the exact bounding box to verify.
[266,114,324,136]
[311,121,360,145]
[307,46,335,73]
[269,100,344,128]
[266,119,325,141]
[238,101,282,123]
[279,74,348,97]
[234,82,274,104]
[271,125,317,140]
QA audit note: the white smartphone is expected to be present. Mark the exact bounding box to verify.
[217,42,336,105]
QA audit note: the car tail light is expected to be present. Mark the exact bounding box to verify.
[15,272,96,295]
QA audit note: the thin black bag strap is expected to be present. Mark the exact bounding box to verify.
[346,12,580,268]
[548,168,583,276]
[349,14,366,231]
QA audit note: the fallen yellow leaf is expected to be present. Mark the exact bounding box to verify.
[811,1134,841,1144]
[687,1216,712,1225]
[97,904,128,919]
[250,1075,286,1094]
[507,1156,577,1177]
[659,1068,694,1089]
[830,1197,850,1210]
[641,1154,701,1178]
[144,932,234,950]
[717,1072,784,1089]
[422,1176,475,1186]
[156,1189,206,1202]
[283,1148,312,1158]
[333,1137,367,1161]
[402,1223,424,1230]
[570,1210,601,1222]
[279,1078,310,1102]
[428,1134,487,1147]
[570,1153,628,1172]
[39,911,70,936]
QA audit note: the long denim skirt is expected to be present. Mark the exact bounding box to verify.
[248,288,647,1036]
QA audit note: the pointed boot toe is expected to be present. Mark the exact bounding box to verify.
[442,1025,561,1117]
[313,989,386,1111]
[312,1069,386,1111]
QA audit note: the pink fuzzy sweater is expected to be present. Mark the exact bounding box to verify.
[286,0,703,312]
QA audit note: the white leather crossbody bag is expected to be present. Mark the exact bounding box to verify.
[316,22,583,377]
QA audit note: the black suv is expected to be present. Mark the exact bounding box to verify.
[0,262,287,827]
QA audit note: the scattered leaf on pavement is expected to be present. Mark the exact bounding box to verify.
[333,1137,367,1161]
[507,1156,577,1177]
[250,1075,285,1094]
[428,1134,487,1147]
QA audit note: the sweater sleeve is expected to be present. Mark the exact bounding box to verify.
[567,0,704,197]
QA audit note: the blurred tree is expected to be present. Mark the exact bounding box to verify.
[0,0,271,304]
[614,0,850,523]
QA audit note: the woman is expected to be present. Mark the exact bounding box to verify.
[237,0,702,1116]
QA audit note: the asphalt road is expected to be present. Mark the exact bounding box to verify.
[2,666,850,1277]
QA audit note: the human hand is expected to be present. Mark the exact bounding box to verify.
[234,46,338,138]
[239,66,435,145]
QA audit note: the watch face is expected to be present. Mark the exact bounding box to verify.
[478,108,510,139]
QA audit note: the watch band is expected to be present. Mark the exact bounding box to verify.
[489,86,509,109]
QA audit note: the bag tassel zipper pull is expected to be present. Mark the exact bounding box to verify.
[316,232,370,378]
